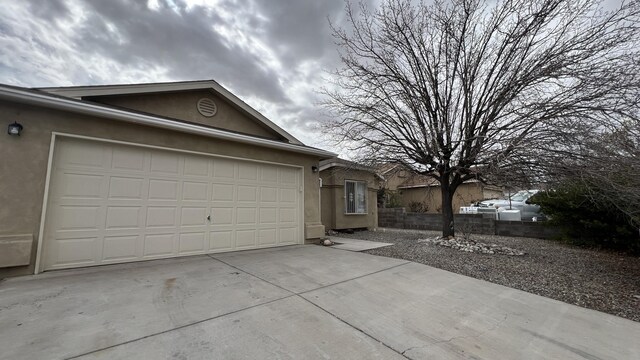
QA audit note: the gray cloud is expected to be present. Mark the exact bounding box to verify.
[251,0,345,66]
[0,0,367,148]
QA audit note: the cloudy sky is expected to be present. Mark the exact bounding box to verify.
[0,0,376,149]
[0,0,624,151]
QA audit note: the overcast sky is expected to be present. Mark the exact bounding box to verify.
[0,0,623,151]
[0,0,377,149]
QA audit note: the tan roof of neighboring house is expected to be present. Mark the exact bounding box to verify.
[376,163,402,176]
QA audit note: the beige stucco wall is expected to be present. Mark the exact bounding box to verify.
[483,187,504,200]
[0,100,324,277]
[87,90,283,141]
[320,168,378,230]
[381,168,411,191]
[400,183,488,214]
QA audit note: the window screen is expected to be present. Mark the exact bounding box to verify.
[345,180,367,214]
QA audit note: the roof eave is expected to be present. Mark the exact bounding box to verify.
[38,80,304,145]
[0,85,336,159]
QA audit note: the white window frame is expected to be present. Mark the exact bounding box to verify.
[344,180,368,215]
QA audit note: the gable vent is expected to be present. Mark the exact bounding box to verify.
[197,98,217,117]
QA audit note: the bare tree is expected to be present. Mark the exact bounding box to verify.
[323,0,640,237]
[548,119,640,227]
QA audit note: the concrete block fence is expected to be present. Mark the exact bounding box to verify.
[379,208,560,240]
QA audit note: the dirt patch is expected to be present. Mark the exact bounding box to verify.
[164,278,176,290]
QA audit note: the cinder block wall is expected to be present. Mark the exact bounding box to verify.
[379,208,560,239]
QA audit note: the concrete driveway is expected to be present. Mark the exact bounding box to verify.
[0,245,638,359]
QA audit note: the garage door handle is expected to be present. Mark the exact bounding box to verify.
[207,215,211,221]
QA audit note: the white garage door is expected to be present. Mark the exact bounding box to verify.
[41,137,303,271]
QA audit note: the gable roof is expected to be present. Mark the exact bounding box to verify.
[37,80,303,145]
[319,157,373,172]
[319,157,384,179]
[376,163,402,176]
[0,83,336,158]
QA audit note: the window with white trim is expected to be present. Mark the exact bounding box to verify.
[345,180,367,214]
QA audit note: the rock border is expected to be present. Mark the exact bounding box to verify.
[418,237,526,256]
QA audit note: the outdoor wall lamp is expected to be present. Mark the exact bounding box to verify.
[311,165,319,173]
[7,121,23,136]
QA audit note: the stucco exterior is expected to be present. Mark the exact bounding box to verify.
[320,167,378,230]
[400,182,503,214]
[0,89,328,277]
[379,165,412,191]
[87,90,283,141]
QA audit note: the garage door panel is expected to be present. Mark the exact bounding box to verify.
[181,207,208,226]
[212,183,234,201]
[279,168,298,184]
[238,163,258,181]
[260,187,278,203]
[211,207,234,225]
[57,140,107,169]
[108,176,145,199]
[210,230,233,251]
[150,152,180,174]
[57,206,101,231]
[179,233,207,254]
[259,229,277,246]
[259,207,277,224]
[183,157,210,177]
[279,227,297,245]
[182,181,208,201]
[237,185,258,202]
[280,188,297,203]
[236,208,257,225]
[111,147,146,172]
[55,237,98,266]
[279,208,297,225]
[59,173,104,199]
[43,138,302,271]
[106,206,142,230]
[148,179,179,200]
[146,207,177,228]
[236,230,256,248]
[260,167,278,183]
[102,235,139,262]
[143,234,176,257]
[212,159,236,180]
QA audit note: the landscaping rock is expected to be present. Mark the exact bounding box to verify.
[418,237,525,256]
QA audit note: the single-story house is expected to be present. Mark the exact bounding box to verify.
[319,158,380,231]
[379,165,503,213]
[0,80,335,276]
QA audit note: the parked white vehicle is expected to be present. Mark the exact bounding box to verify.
[473,190,544,221]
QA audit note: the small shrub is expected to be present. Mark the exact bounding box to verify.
[378,188,403,208]
[408,201,428,213]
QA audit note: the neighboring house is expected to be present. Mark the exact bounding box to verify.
[379,166,502,213]
[0,80,335,277]
[319,158,380,231]
[377,163,411,191]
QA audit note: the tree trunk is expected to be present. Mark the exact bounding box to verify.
[441,182,455,237]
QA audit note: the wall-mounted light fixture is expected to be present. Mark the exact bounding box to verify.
[7,122,23,136]
[311,165,319,173]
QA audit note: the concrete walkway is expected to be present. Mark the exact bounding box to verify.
[0,245,638,359]
[328,236,393,251]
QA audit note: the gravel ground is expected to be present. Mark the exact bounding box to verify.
[336,228,640,322]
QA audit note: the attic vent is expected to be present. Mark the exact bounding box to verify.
[197,98,217,117]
